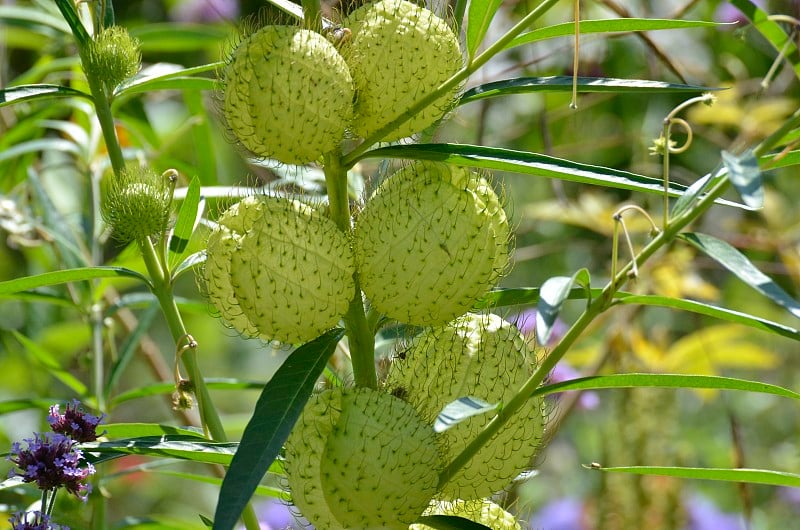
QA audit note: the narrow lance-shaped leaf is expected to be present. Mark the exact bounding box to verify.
[536,269,590,345]
[681,232,800,319]
[169,177,203,269]
[0,85,91,108]
[459,76,719,105]
[531,373,800,401]
[729,0,800,82]
[434,397,498,434]
[722,149,763,208]
[53,0,90,46]
[0,267,150,295]
[590,465,800,488]
[213,328,345,530]
[352,144,752,209]
[504,18,728,51]
[466,0,503,59]
[416,515,492,530]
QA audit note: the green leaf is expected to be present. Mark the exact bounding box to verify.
[459,77,718,105]
[434,397,498,434]
[169,177,203,269]
[104,303,160,401]
[11,331,88,396]
[0,6,71,34]
[123,469,288,500]
[0,398,59,415]
[721,149,763,208]
[614,293,800,342]
[505,18,728,51]
[763,149,800,169]
[53,0,90,46]
[213,328,345,530]
[110,378,265,407]
[536,269,590,344]
[129,24,230,52]
[592,465,800,488]
[729,0,800,82]
[351,144,751,208]
[0,267,150,295]
[113,62,221,101]
[476,287,603,309]
[681,232,800,319]
[82,437,239,466]
[103,423,207,439]
[466,0,503,59]
[172,250,207,281]
[0,84,91,108]
[532,373,800,401]
[416,515,492,530]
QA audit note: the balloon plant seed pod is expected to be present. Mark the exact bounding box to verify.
[102,166,171,243]
[81,25,141,94]
[221,25,354,165]
[385,313,547,500]
[354,161,510,326]
[285,387,442,530]
[206,195,355,344]
[204,196,269,340]
[340,0,463,141]
[411,499,522,530]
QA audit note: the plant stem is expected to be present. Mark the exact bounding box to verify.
[323,153,377,389]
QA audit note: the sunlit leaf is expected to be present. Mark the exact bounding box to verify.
[169,177,203,269]
[52,0,90,45]
[459,77,717,105]
[0,267,150,295]
[213,328,345,530]
[592,465,800,488]
[113,62,220,101]
[536,269,590,344]
[681,232,800,319]
[466,0,503,59]
[434,397,498,433]
[0,84,91,108]
[505,18,727,51]
[82,437,239,466]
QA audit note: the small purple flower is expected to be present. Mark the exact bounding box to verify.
[528,497,586,530]
[512,308,568,346]
[7,433,95,501]
[685,494,744,530]
[253,498,311,530]
[170,0,240,23]
[548,361,600,410]
[9,511,68,530]
[714,0,767,24]
[48,400,105,442]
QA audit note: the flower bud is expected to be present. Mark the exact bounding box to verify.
[355,161,510,326]
[222,25,354,164]
[102,166,171,243]
[82,26,141,94]
[341,0,463,141]
[285,387,442,529]
[386,313,547,500]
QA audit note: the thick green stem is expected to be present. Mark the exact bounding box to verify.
[323,154,377,389]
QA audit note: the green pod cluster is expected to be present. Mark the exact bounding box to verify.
[386,313,546,500]
[222,25,354,164]
[411,499,521,530]
[204,195,355,344]
[341,0,463,141]
[285,387,441,530]
[355,161,510,326]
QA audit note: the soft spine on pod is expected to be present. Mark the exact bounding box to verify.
[204,195,355,344]
[284,387,442,530]
[221,25,354,164]
[411,499,522,530]
[355,161,510,326]
[340,0,463,141]
[385,313,547,500]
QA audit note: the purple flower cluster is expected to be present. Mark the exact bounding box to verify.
[7,433,94,501]
[8,511,68,530]
[48,401,105,443]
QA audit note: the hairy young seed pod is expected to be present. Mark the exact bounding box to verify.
[411,499,521,530]
[285,387,442,530]
[204,196,269,339]
[385,313,547,500]
[102,166,171,243]
[82,26,142,94]
[222,25,354,165]
[341,0,463,141]
[355,161,510,326]
[225,196,355,344]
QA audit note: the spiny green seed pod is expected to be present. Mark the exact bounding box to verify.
[222,25,354,165]
[102,166,171,243]
[411,499,521,530]
[285,387,441,530]
[386,313,546,500]
[82,26,142,94]
[204,196,269,340]
[225,196,355,344]
[355,161,510,326]
[341,0,463,141]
